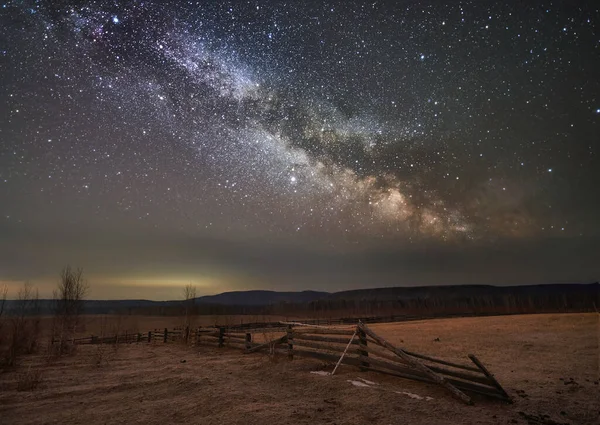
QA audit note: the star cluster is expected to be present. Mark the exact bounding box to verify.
[1,1,598,254]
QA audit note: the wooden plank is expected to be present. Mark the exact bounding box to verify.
[445,378,507,400]
[294,328,357,336]
[359,322,472,405]
[356,344,411,366]
[362,356,430,380]
[292,349,360,365]
[246,335,288,354]
[200,333,220,339]
[223,333,246,340]
[233,327,287,334]
[362,366,437,385]
[403,350,480,372]
[468,354,512,402]
[224,339,247,348]
[293,340,346,353]
[293,334,359,345]
[425,365,492,386]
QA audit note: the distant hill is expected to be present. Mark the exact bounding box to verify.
[3,283,597,316]
[194,290,329,306]
[329,283,599,301]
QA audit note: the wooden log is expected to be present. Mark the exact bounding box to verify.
[426,365,492,386]
[292,334,359,345]
[361,366,437,385]
[361,354,490,387]
[240,327,288,334]
[293,340,348,353]
[287,325,294,360]
[223,333,246,340]
[360,355,430,380]
[358,322,472,405]
[468,354,512,402]
[357,326,369,371]
[225,339,248,348]
[293,328,358,336]
[292,349,360,365]
[246,335,288,354]
[354,344,411,366]
[444,377,507,400]
[403,350,480,372]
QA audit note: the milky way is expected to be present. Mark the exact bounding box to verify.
[0,1,598,295]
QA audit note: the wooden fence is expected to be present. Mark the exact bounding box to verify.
[60,321,511,404]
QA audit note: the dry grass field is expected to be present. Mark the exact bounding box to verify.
[1,313,598,425]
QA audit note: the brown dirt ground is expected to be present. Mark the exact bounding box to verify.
[1,313,598,425]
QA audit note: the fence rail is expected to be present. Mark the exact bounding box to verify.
[57,319,511,404]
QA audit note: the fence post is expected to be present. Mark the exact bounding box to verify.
[163,328,168,343]
[137,333,141,343]
[184,326,190,344]
[218,327,225,347]
[148,331,152,343]
[245,333,252,350]
[357,325,369,371]
[287,325,294,360]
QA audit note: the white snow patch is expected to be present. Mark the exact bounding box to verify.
[356,377,378,385]
[395,391,433,401]
[310,371,330,376]
[347,379,371,387]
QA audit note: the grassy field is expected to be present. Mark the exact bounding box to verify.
[1,313,598,425]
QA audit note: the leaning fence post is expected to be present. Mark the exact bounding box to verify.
[357,324,369,371]
[218,327,225,347]
[287,325,294,360]
[163,328,168,343]
[137,333,141,343]
[184,326,190,344]
[148,331,152,343]
[245,332,252,350]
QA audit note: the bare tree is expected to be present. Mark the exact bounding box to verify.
[182,283,197,338]
[52,266,89,355]
[3,282,40,368]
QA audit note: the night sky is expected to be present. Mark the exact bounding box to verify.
[1,1,598,299]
